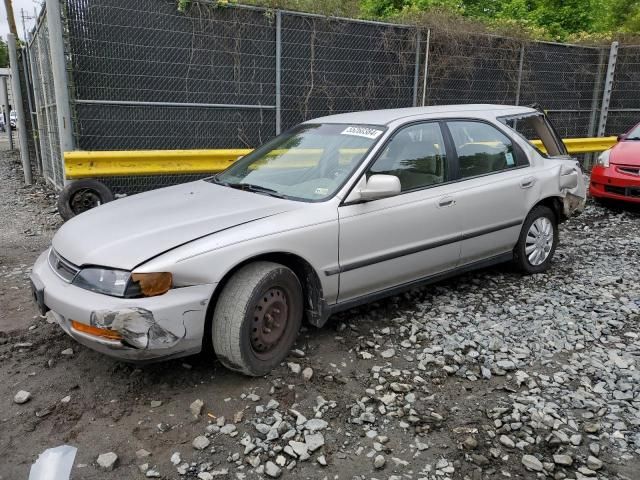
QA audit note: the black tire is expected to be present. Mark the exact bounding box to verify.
[514,205,558,274]
[57,179,114,221]
[212,261,303,376]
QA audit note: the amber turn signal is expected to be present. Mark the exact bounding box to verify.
[70,320,123,340]
[130,272,173,297]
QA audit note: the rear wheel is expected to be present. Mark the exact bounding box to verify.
[212,262,303,376]
[514,205,558,274]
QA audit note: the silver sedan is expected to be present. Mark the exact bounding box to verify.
[30,104,586,375]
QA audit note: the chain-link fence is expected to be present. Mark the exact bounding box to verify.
[608,45,640,136]
[29,10,64,189]
[22,0,640,194]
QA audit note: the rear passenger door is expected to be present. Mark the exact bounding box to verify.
[444,120,537,265]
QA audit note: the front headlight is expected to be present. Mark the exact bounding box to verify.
[596,150,610,167]
[72,268,172,298]
[73,268,131,297]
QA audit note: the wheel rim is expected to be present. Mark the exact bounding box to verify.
[525,217,554,266]
[251,287,289,358]
[70,188,102,214]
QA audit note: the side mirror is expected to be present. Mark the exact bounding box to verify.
[359,174,401,201]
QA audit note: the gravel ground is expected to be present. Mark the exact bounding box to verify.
[0,144,639,480]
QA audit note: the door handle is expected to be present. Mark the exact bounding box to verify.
[520,177,536,189]
[438,196,455,207]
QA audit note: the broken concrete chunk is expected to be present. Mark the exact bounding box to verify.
[192,436,210,450]
[190,399,204,417]
[304,418,328,432]
[380,348,395,359]
[373,454,386,469]
[307,433,325,452]
[96,452,118,471]
[264,461,282,478]
[521,454,543,472]
[287,362,301,374]
[14,390,31,404]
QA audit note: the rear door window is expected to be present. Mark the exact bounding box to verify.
[447,121,522,179]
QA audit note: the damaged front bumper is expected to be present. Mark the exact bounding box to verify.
[30,250,215,362]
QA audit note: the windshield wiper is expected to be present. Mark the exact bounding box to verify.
[624,136,640,141]
[226,182,288,199]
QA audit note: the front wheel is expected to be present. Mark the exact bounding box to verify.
[514,205,558,274]
[212,262,303,376]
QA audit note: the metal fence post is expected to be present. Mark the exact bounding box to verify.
[1,76,13,150]
[412,29,421,107]
[275,10,282,135]
[514,44,525,106]
[584,48,607,168]
[7,33,32,185]
[597,41,619,137]
[21,43,42,174]
[421,29,431,107]
[46,0,75,184]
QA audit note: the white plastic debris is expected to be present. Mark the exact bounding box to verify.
[29,445,77,480]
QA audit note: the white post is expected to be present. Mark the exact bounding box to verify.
[7,33,32,184]
[46,0,74,184]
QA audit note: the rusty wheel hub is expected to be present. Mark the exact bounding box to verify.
[251,287,288,355]
[71,188,102,214]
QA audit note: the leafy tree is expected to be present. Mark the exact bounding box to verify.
[360,0,640,39]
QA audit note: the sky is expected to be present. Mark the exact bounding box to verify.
[0,0,42,42]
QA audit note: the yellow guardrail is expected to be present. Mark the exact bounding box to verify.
[532,136,617,154]
[64,149,252,179]
[64,137,618,179]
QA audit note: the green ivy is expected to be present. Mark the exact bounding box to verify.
[177,0,191,12]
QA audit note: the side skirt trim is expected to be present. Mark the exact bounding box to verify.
[323,252,513,319]
[325,218,522,276]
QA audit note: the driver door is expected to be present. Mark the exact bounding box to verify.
[336,121,462,303]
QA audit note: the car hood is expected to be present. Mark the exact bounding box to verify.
[610,141,640,165]
[52,181,299,270]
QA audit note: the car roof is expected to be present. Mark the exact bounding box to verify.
[304,104,537,126]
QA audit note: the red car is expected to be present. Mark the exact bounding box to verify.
[590,123,640,203]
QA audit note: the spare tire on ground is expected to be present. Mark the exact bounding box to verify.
[57,179,114,221]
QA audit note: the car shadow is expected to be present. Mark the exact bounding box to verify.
[594,198,640,215]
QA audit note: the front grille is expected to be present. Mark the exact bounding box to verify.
[605,185,640,198]
[617,166,640,176]
[48,249,80,282]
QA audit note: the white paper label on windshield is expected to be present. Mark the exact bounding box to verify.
[341,126,383,139]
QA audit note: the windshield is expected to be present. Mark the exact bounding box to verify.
[624,124,640,140]
[209,124,385,201]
